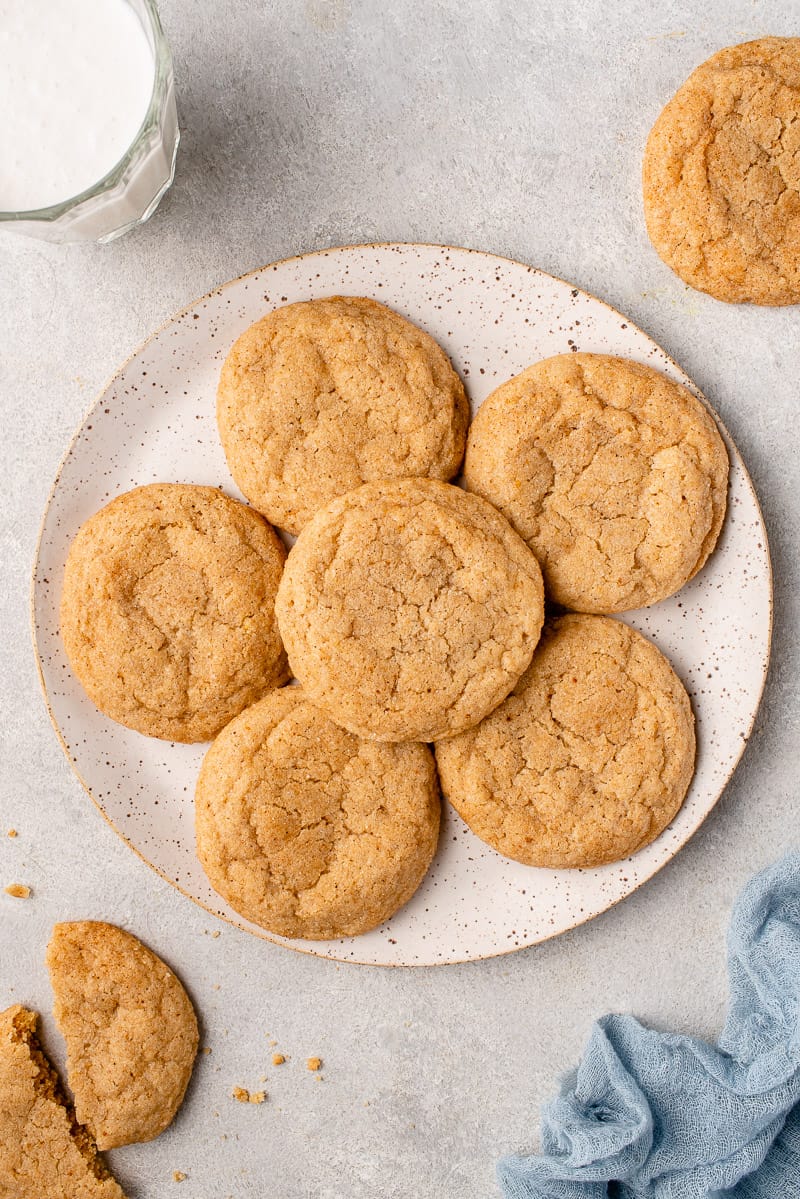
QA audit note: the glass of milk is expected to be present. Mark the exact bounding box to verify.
[0,0,179,242]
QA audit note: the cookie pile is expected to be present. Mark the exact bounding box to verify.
[0,922,197,1198]
[60,295,728,941]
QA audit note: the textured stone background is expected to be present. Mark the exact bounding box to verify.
[1,2,798,1195]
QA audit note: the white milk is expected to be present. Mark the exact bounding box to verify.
[0,0,156,212]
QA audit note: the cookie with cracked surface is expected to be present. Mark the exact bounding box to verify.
[216,296,469,534]
[46,921,199,1150]
[463,354,728,613]
[274,478,545,742]
[195,688,440,939]
[60,483,289,742]
[435,614,695,869]
[0,1004,126,1199]
[643,37,800,305]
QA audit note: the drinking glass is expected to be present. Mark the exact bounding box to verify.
[0,0,179,243]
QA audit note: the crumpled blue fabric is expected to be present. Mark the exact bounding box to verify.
[498,855,800,1199]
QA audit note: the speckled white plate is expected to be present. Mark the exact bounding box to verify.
[32,244,772,966]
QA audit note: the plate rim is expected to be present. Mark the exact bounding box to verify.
[29,241,775,967]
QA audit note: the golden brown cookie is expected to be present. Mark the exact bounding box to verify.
[643,37,800,304]
[60,483,289,742]
[274,478,545,742]
[463,354,728,613]
[216,296,469,534]
[0,1005,126,1199]
[46,921,199,1150]
[435,615,696,868]
[195,688,440,939]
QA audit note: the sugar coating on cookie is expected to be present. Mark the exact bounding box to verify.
[0,1004,126,1199]
[195,688,441,939]
[60,483,289,742]
[435,615,696,869]
[275,478,545,742]
[463,354,728,613]
[46,921,199,1150]
[643,37,800,305]
[216,296,469,534]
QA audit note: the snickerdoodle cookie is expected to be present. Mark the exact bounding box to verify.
[435,615,695,869]
[0,1005,126,1198]
[60,483,289,742]
[463,354,728,613]
[46,922,199,1150]
[643,37,800,304]
[195,688,440,939]
[216,296,469,534]
[274,478,545,742]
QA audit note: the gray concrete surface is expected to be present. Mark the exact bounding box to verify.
[1,2,798,1195]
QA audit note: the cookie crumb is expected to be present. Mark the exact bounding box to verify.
[7,829,17,838]
[211,930,221,938]
[306,1056,322,1072]
[173,1170,187,1182]
[232,1086,266,1104]
[4,883,30,898]
[202,1046,212,1055]
[272,1053,285,1066]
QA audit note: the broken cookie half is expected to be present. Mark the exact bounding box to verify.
[46,921,199,1151]
[0,1004,126,1199]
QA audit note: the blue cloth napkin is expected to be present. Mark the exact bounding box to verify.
[498,854,800,1199]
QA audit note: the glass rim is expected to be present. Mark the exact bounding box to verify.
[0,0,172,223]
